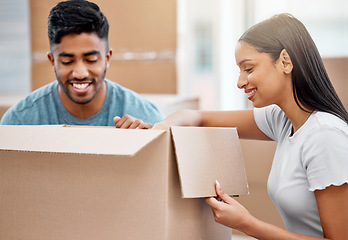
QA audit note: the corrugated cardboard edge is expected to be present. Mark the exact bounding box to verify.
[169,127,185,199]
[0,125,166,157]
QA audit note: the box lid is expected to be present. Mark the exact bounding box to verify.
[171,126,249,198]
[0,125,164,156]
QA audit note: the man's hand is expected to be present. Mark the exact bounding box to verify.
[113,115,152,129]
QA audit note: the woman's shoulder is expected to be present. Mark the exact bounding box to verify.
[254,105,291,141]
[303,111,348,150]
[254,104,290,128]
[311,111,348,135]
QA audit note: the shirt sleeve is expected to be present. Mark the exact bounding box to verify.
[0,107,22,125]
[254,105,289,142]
[302,125,348,191]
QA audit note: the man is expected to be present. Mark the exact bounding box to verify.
[0,0,164,128]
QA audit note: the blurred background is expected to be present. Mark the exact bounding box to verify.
[0,0,347,238]
[0,0,347,111]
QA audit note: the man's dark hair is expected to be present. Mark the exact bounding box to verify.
[48,0,109,50]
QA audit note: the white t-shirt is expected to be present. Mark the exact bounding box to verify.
[254,105,348,237]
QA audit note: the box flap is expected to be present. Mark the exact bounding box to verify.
[0,125,165,156]
[171,126,249,198]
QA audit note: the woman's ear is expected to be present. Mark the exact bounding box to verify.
[279,49,293,74]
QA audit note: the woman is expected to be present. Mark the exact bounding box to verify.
[153,13,348,239]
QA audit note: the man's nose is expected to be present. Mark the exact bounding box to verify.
[72,61,89,79]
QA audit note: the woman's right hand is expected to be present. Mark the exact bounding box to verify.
[153,122,171,130]
[153,109,202,130]
[206,181,255,233]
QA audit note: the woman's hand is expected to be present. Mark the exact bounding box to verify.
[152,121,171,130]
[206,181,255,233]
[113,115,152,129]
[153,109,202,130]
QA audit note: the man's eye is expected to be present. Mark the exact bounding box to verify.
[61,61,73,65]
[244,67,253,73]
[86,57,98,63]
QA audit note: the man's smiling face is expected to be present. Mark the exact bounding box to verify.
[48,32,111,105]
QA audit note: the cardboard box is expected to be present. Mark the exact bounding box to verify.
[0,125,248,240]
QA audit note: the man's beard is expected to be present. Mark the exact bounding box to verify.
[56,69,106,105]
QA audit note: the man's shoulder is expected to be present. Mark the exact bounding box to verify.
[105,79,147,101]
[105,79,135,93]
[104,79,164,124]
[15,82,57,110]
[4,82,57,115]
[0,82,60,125]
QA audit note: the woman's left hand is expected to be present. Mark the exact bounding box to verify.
[206,181,255,233]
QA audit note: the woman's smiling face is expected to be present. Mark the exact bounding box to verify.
[235,41,293,108]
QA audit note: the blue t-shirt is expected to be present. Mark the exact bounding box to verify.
[0,79,164,126]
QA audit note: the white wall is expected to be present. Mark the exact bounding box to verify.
[176,0,348,110]
[0,0,31,95]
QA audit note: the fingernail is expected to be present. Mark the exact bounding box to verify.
[215,180,221,189]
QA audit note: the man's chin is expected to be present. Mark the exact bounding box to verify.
[70,97,94,105]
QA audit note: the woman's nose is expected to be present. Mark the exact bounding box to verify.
[237,74,248,89]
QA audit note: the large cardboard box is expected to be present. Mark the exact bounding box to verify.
[0,125,248,240]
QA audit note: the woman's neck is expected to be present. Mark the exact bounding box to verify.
[279,100,313,134]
